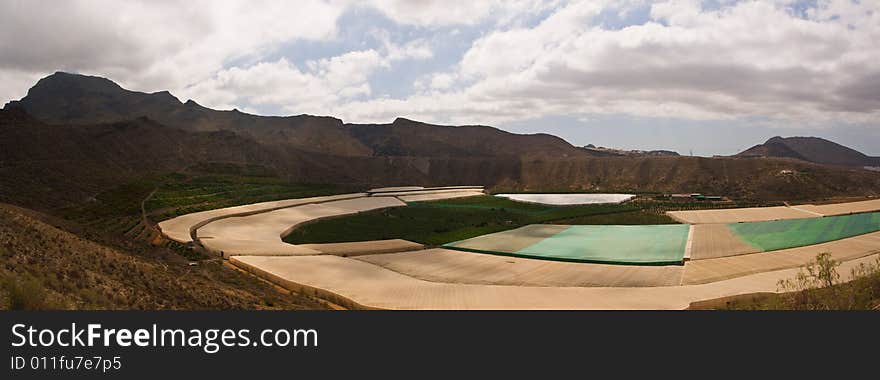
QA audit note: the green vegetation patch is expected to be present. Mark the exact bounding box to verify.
[447,224,689,265]
[729,212,880,252]
[146,174,352,220]
[548,210,678,225]
[284,195,645,246]
[58,167,353,256]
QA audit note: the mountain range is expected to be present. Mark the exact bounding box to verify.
[5,72,587,159]
[582,144,680,157]
[736,136,880,168]
[2,71,880,211]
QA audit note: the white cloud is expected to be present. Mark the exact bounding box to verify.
[429,73,457,90]
[370,28,434,61]
[184,38,434,115]
[333,0,880,127]
[0,0,345,101]
[363,0,564,27]
[2,0,879,133]
[385,39,434,61]
[180,52,382,114]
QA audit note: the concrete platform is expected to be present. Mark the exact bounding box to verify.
[689,224,760,260]
[229,253,880,309]
[368,186,484,195]
[157,193,365,243]
[682,231,880,284]
[727,212,880,252]
[372,188,483,197]
[445,225,569,253]
[397,191,485,202]
[357,248,684,287]
[444,224,689,265]
[168,188,880,309]
[198,197,406,258]
[299,239,424,257]
[792,199,880,217]
[368,186,425,192]
[667,206,815,224]
[667,199,880,225]
[366,185,485,202]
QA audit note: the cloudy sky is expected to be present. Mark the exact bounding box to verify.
[2,0,879,156]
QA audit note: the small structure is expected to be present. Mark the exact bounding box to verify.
[669,193,723,201]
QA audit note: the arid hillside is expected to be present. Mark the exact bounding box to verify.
[0,204,326,310]
[2,71,880,213]
[513,156,880,200]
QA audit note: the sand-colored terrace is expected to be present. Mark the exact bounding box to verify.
[230,253,880,310]
[159,192,880,309]
[667,206,816,224]
[688,224,759,260]
[369,186,485,202]
[445,224,690,265]
[299,239,424,257]
[159,186,486,258]
[157,193,365,243]
[395,191,485,202]
[791,198,880,217]
[666,198,880,224]
[357,248,684,287]
[198,197,407,258]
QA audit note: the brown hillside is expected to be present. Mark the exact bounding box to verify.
[0,204,326,310]
[3,72,880,208]
[514,156,880,200]
[347,118,587,158]
[3,106,880,211]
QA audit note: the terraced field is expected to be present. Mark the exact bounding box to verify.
[158,188,880,309]
[146,173,353,221]
[729,212,880,252]
[284,195,648,246]
[445,224,690,265]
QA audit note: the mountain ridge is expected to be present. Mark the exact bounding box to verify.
[2,72,880,210]
[736,136,880,167]
[4,71,590,159]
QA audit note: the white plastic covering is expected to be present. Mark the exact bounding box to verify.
[494,193,635,205]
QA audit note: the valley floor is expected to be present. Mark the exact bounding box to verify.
[158,189,880,310]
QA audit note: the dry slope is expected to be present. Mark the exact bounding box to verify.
[0,204,326,310]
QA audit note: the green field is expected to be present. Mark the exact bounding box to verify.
[145,173,353,221]
[516,224,689,264]
[61,170,353,241]
[550,210,677,225]
[445,224,690,265]
[284,195,666,246]
[729,212,880,252]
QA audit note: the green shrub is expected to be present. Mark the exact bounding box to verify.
[772,252,880,310]
[778,252,840,292]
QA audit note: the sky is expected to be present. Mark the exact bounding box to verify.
[1,0,879,156]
